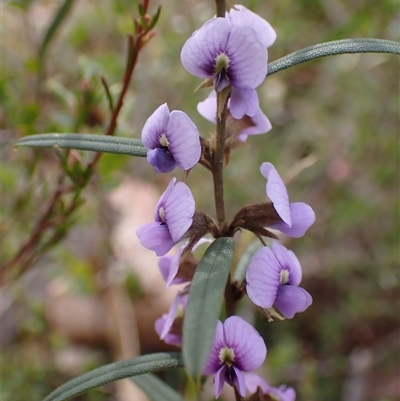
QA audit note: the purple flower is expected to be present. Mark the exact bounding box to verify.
[203,316,267,398]
[158,238,212,287]
[136,178,195,256]
[246,241,312,319]
[197,90,272,141]
[141,103,201,173]
[244,373,296,401]
[261,162,315,238]
[181,18,267,118]
[155,287,189,346]
[225,5,277,49]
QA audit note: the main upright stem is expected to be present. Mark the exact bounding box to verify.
[213,92,227,226]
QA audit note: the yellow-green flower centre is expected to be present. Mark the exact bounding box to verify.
[219,346,235,367]
[215,53,230,74]
[158,206,166,222]
[280,269,290,285]
[160,133,169,147]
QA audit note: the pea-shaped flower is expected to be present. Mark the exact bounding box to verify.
[261,162,315,238]
[136,178,195,256]
[141,103,201,173]
[246,241,312,319]
[181,18,267,118]
[203,316,267,398]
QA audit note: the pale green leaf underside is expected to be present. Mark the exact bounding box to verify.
[16,133,147,157]
[130,373,188,401]
[42,352,183,401]
[183,237,235,380]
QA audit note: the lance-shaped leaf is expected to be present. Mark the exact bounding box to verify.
[268,38,400,76]
[43,352,183,401]
[16,133,147,157]
[130,373,187,401]
[183,237,235,380]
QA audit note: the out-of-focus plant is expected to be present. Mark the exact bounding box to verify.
[3,0,400,400]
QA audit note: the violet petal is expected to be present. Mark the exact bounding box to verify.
[147,148,177,173]
[181,18,230,79]
[167,110,201,170]
[246,246,281,308]
[163,182,195,242]
[232,366,246,397]
[226,5,277,48]
[275,285,312,319]
[229,87,259,119]
[154,177,176,222]
[203,320,225,375]
[136,223,176,257]
[223,316,266,371]
[270,241,302,286]
[214,365,226,398]
[226,25,267,90]
[270,202,315,238]
[141,103,170,149]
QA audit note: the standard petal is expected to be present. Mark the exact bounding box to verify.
[141,103,170,149]
[136,223,176,256]
[154,177,177,222]
[223,316,266,372]
[147,148,177,173]
[167,110,201,170]
[229,87,259,119]
[270,202,315,238]
[163,182,195,242]
[181,18,231,79]
[227,25,267,90]
[270,241,302,286]
[260,162,291,226]
[226,5,277,48]
[274,285,312,319]
[246,247,281,308]
[203,320,225,375]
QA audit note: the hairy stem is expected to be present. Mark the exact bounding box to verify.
[213,91,227,226]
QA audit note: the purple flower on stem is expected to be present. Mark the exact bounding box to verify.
[261,162,315,238]
[136,178,195,256]
[246,241,312,319]
[197,90,272,141]
[181,18,267,118]
[155,287,189,346]
[203,316,267,398]
[225,5,277,49]
[158,238,212,287]
[141,103,201,173]
[244,373,296,401]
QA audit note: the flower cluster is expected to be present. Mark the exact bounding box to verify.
[136,4,315,400]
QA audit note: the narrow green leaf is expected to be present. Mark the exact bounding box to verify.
[38,0,76,63]
[43,352,184,401]
[233,240,264,284]
[183,237,235,380]
[16,133,147,157]
[130,373,187,401]
[268,38,400,76]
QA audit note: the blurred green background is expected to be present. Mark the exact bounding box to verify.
[1,0,399,400]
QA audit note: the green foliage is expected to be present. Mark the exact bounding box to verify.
[42,353,184,401]
[183,238,235,380]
